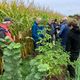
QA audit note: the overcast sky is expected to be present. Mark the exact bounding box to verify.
[0,0,80,16]
[32,0,80,16]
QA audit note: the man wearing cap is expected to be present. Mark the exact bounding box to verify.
[0,18,14,74]
[0,18,14,42]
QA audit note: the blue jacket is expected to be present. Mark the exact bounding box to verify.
[32,22,44,42]
[59,22,70,47]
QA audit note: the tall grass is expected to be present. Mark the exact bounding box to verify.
[0,0,63,58]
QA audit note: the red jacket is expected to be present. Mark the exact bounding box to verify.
[0,23,14,42]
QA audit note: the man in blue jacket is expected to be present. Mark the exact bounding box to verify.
[32,18,44,48]
[59,17,70,49]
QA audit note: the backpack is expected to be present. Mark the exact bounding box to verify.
[0,26,6,39]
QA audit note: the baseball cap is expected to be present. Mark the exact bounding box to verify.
[4,18,12,22]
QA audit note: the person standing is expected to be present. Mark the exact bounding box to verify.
[66,21,80,79]
[48,19,58,41]
[0,18,14,74]
[32,17,44,49]
[59,17,70,49]
[0,18,14,42]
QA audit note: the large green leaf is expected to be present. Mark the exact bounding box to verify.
[13,43,21,49]
[38,64,50,72]
[3,49,12,56]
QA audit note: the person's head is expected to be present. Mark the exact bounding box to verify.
[48,19,52,25]
[36,17,42,24]
[68,20,77,30]
[62,17,68,23]
[51,19,55,23]
[54,19,57,23]
[3,18,13,26]
[48,19,55,25]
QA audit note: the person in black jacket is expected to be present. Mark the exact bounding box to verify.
[47,19,58,42]
[66,21,80,78]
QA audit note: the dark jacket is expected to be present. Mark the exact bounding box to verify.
[66,27,80,52]
[0,27,6,57]
[59,22,70,47]
[50,23,57,36]
[0,27,6,38]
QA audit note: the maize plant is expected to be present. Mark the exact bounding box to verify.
[0,0,63,58]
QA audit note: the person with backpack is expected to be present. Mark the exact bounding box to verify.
[0,18,14,74]
[66,21,80,79]
[59,17,70,49]
[0,18,14,42]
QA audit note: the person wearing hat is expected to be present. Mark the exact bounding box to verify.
[0,18,14,42]
[66,21,80,79]
[0,18,14,74]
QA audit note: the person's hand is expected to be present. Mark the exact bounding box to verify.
[5,42,10,45]
[13,36,16,41]
[57,30,60,34]
[3,40,10,45]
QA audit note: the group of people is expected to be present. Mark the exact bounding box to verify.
[0,17,80,78]
[32,17,80,79]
